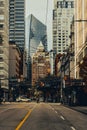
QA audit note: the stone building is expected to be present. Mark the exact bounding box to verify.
[32,42,50,86]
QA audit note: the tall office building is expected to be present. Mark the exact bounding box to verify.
[53,0,74,54]
[26,14,47,82]
[0,0,9,100]
[9,0,25,51]
[27,14,47,57]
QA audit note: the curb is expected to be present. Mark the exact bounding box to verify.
[63,105,87,115]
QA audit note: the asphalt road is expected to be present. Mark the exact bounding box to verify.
[0,102,87,130]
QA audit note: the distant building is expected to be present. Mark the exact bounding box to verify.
[9,0,25,51]
[23,49,27,78]
[32,42,50,86]
[69,18,75,79]
[53,0,74,75]
[0,0,9,100]
[9,43,21,78]
[53,0,74,54]
[26,14,47,82]
[26,14,47,57]
[49,50,54,75]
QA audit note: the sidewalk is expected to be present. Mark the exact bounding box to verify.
[70,106,87,115]
[64,105,87,115]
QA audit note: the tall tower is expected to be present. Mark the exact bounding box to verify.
[9,0,25,51]
[26,14,47,83]
[0,0,9,99]
[53,0,74,54]
[27,14,47,57]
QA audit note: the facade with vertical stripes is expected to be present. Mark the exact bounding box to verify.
[9,0,25,51]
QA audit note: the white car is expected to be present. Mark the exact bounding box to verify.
[16,96,31,102]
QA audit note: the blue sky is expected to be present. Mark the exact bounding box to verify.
[25,0,53,51]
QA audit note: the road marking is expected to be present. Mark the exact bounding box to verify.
[52,107,54,110]
[55,111,57,113]
[60,116,65,120]
[15,104,37,130]
[15,109,32,130]
[71,126,76,130]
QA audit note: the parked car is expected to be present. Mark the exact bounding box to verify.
[16,96,31,102]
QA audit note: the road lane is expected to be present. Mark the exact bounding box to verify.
[50,103,87,130]
[20,103,72,130]
[16,103,37,130]
[15,109,32,130]
[0,103,36,130]
[0,102,87,130]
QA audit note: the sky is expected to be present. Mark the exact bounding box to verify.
[25,0,54,51]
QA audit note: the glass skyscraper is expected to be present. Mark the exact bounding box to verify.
[26,14,47,82]
[27,14,47,57]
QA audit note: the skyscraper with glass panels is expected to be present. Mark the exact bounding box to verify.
[9,0,25,51]
[26,14,47,82]
[27,14,47,57]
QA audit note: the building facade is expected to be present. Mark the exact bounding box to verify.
[9,0,25,51]
[75,0,87,79]
[27,14,47,57]
[69,18,75,78]
[53,0,74,75]
[0,0,9,100]
[32,42,50,86]
[26,14,47,82]
[53,0,74,54]
[9,43,21,78]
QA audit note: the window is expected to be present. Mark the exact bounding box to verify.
[0,24,3,29]
[57,1,63,8]
[65,2,68,8]
[0,9,4,15]
[58,44,61,46]
[0,1,4,7]
[0,57,3,62]
[71,1,74,8]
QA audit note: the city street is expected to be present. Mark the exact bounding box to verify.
[0,0,87,130]
[0,102,87,130]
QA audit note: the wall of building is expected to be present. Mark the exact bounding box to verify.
[9,0,25,51]
[53,0,74,54]
[32,42,50,86]
[9,43,21,78]
[75,0,87,78]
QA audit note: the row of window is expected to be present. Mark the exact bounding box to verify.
[53,47,66,53]
[57,1,74,8]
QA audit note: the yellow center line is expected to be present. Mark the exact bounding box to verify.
[15,109,32,130]
[15,104,37,130]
